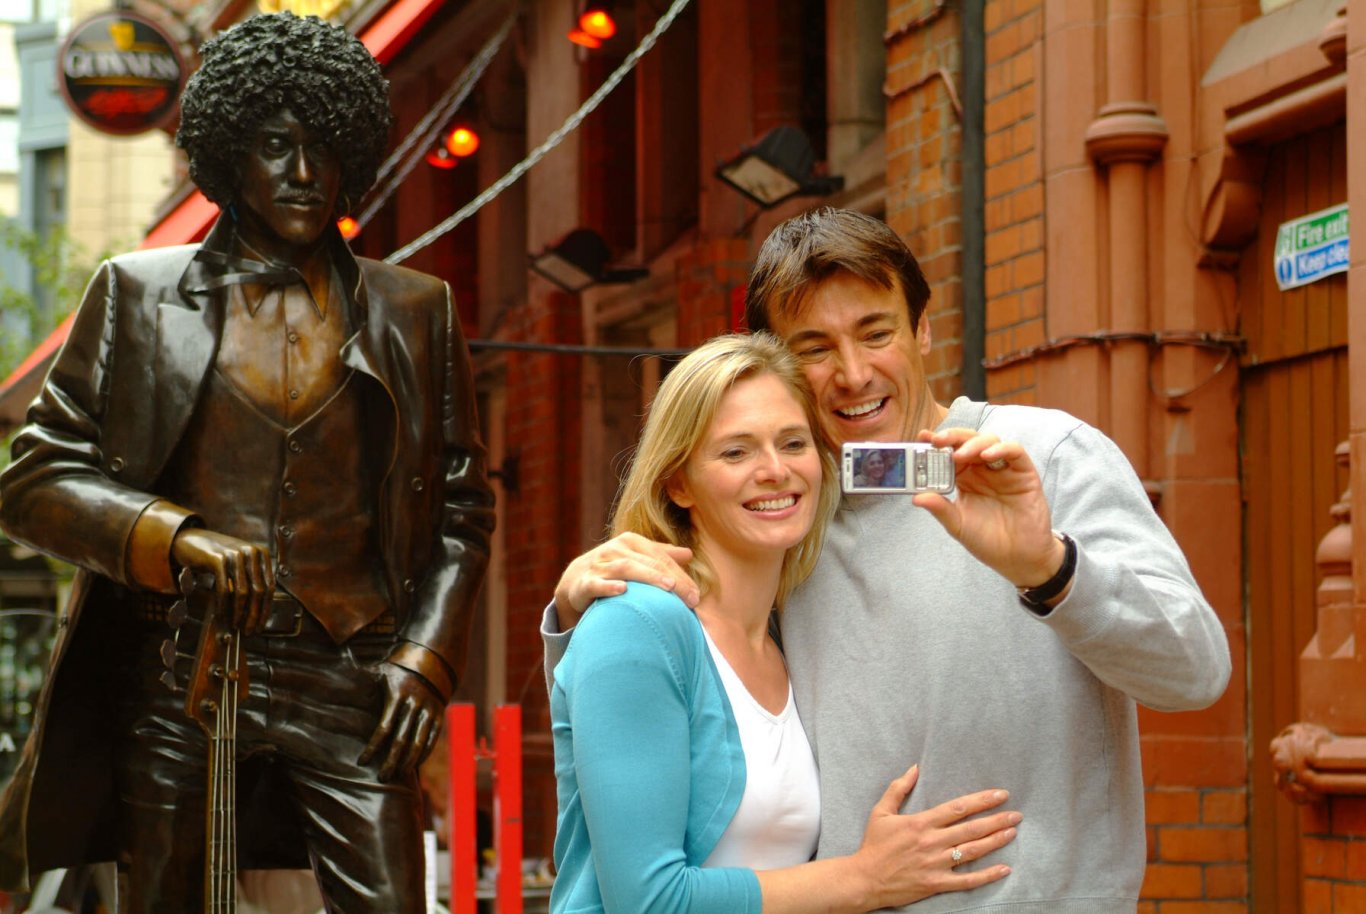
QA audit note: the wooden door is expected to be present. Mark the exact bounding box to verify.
[1240,121,1348,912]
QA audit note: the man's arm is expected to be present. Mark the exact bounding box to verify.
[916,424,1230,711]
[553,532,699,626]
[541,602,571,696]
[1034,424,1229,710]
[540,533,697,697]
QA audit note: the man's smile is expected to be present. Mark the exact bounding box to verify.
[837,398,888,419]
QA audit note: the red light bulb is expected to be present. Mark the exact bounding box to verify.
[579,8,616,40]
[425,147,458,169]
[444,126,480,157]
[567,28,602,48]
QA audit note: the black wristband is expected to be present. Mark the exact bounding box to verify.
[1017,531,1076,614]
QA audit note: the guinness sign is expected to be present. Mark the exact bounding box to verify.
[58,11,186,136]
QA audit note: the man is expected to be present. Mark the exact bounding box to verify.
[0,13,493,912]
[546,207,1230,912]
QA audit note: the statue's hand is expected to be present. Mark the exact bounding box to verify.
[359,661,444,781]
[171,528,275,633]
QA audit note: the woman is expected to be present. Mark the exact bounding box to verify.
[851,448,889,487]
[550,334,1019,913]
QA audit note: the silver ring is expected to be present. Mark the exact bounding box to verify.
[985,458,1009,471]
[951,846,963,864]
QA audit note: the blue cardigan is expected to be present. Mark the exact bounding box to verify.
[549,583,763,913]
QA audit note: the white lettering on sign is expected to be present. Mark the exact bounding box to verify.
[64,49,181,82]
[1274,203,1349,291]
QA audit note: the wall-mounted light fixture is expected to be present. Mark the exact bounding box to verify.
[529,228,647,293]
[715,125,844,208]
[569,1,617,48]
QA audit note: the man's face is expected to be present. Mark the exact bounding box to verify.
[235,108,341,263]
[768,272,938,447]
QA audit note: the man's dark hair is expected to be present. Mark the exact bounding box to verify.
[176,12,393,214]
[744,207,932,335]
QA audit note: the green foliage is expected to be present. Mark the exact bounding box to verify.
[0,220,103,382]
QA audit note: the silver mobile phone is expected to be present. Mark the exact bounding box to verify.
[841,442,956,494]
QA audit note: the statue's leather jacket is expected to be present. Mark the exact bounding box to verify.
[0,216,495,887]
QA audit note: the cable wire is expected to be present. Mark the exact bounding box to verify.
[358,5,520,228]
[467,338,686,357]
[386,0,694,264]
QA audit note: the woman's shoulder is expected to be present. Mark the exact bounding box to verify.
[584,582,696,629]
[576,583,701,651]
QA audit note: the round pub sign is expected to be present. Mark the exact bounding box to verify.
[58,11,185,136]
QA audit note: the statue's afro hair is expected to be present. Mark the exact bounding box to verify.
[176,12,393,214]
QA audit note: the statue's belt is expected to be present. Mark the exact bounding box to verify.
[132,589,397,638]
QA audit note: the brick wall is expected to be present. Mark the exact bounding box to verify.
[885,0,966,406]
[981,0,1041,405]
[1137,680,1250,913]
[1298,798,1366,912]
[502,287,583,858]
[675,238,751,345]
[1140,788,1250,912]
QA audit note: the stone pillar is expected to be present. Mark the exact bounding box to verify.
[825,0,885,172]
[1082,0,1167,479]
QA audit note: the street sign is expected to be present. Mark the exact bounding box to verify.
[1274,203,1349,292]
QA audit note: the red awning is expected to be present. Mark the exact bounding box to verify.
[0,0,448,432]
[0,311,75,432]
[138,190,220,250]
[361,0,447,64]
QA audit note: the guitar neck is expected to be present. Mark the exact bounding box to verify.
[204,633,240,914]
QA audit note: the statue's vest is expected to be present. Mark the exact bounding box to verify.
[158,366,390,642]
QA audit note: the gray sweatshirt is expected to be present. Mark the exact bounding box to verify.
[779,398,1229,912]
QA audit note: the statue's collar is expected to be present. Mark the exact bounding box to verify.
[179,213,364,316]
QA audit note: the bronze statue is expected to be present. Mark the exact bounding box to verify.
[0,12,494,912]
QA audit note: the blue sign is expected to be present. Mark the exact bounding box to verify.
[1274,204,1349,291]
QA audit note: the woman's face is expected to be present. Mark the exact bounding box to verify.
[668,373,822,564]
[863,450,886,481]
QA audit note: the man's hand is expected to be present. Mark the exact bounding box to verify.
[911,428,1065,590]
[359,662,444,782]
[552,532,698,630]
[171,528,275,633]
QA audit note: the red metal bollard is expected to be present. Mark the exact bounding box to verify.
[447,704,477,914]
[447,704,525,913]
[493,704,523,914]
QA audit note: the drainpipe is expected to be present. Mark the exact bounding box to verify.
[960,0,985,399]
[1083,0,1167,478]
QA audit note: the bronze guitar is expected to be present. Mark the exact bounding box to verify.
[162,567,247,913]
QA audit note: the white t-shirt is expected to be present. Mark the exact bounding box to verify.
[700,627,821,869]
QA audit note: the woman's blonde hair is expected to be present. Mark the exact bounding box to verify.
[610,332,839,609]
